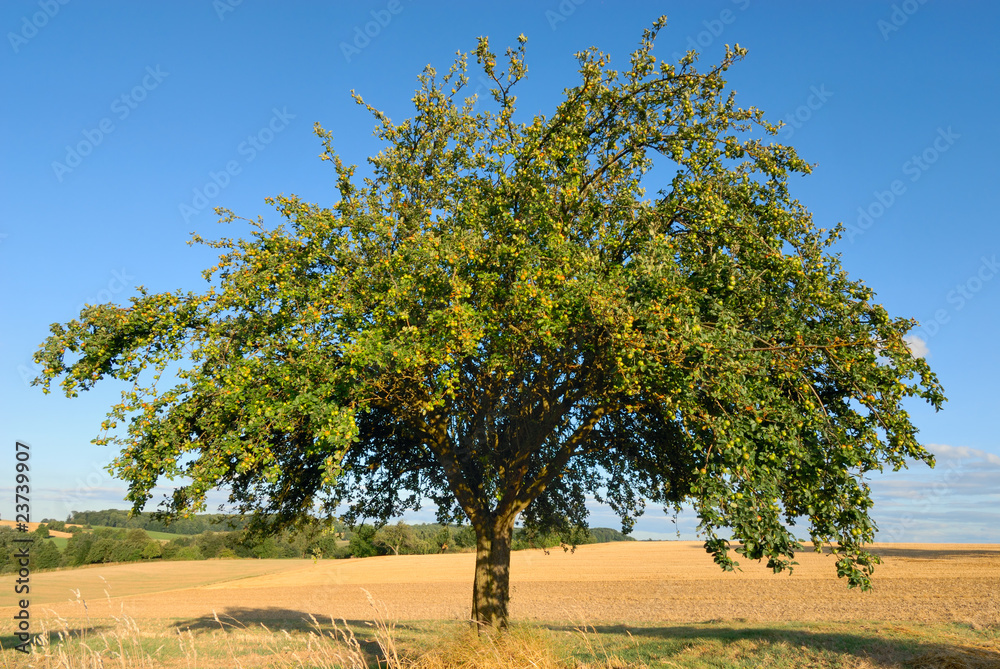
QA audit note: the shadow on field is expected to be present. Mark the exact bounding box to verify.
[172,607,337,633]
[542,623,1000,667]
[0,625,108,653]
[169,608,420,665]
[171,607,421,634]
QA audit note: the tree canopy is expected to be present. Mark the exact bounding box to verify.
[33,18,944,629]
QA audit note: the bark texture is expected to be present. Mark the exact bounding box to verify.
[471,516,515,630]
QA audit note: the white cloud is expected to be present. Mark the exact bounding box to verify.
[867,443,1000,541]
[904,333,929,358]
[926,443,1000,466]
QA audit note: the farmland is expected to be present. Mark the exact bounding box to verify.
[0,519,73,538]
[2,541,998,666]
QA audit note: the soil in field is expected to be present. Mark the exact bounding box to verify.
[7,541,997,629]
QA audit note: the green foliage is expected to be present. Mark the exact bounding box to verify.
[50,526,161,565]
[141,540,163,559]
[32,539,62,570]
[304,529,344,559]
[512,524,593,551]
[244,535,298,559]
[194,532,228,558]
[174,545,202,561]
[432,526,453,552]
[453,525,476,549]
[349,524,378,558]
[125,528,151,545]
[85,537,121,564]
[0,527,63,573]
[374,520,423,555]
[160,538,186,560]
[6,513,640,571]
[585,527,634,543]
[31,17,944,592]
[67,509,244,535]
[62,532,91,567]
[68,527,149,564]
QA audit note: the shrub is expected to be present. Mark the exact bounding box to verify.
[196,532,227,559]
[173,546,202,561]
[85,538,121,564]
[453,526,476,549]
[141,541,163,560]
[349,525,377,558]
[32,540,62,570]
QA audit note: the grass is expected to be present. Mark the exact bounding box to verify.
[1,602,997,668]
[548,621,1000,668]
[144,529,198,541]
[86,525,197,541]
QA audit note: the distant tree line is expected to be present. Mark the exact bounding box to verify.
[348,521,634,558]
[62,509,247,535]
[0,526,62,571]
[0,511,634,572]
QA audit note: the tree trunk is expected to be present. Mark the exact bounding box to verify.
[470,516,515,631]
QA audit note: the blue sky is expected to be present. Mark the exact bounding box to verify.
[1,1,997,542]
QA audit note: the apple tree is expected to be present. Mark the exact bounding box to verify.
[32,18,944,629]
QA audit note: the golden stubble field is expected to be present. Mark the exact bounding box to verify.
[7,541,999,629]
[0,519,73,538]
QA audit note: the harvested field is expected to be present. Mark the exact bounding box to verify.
[7,542,999,628]
[8,559,312,607]
[0,519,74,538]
